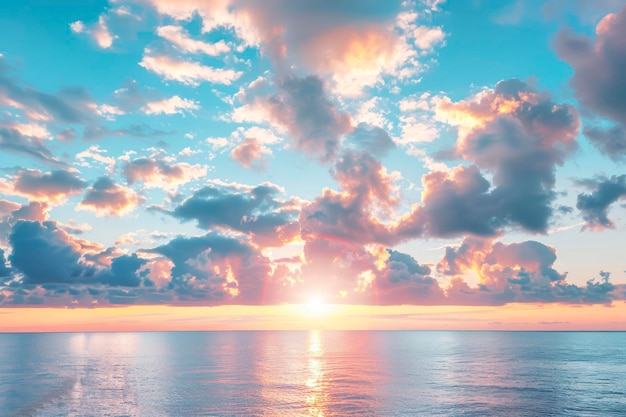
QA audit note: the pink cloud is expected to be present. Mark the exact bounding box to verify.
[0,169,87,204]
[122,157,207,190]
[78,177,144,217]
[230,137,272,170]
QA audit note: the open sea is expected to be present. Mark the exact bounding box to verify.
[0,331,625,416]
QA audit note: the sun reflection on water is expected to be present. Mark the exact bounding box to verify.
[306,330,330,417]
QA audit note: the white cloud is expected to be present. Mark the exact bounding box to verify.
[157,25,230,56]
[139,51,242,86]
[141,96,199,115]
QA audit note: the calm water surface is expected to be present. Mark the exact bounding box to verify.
[0,331,625,416]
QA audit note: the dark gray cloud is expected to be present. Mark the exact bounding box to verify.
[555,5,626,159]
[398,79,580,238]
[276,74,352,161]
[576,174,626,229]
[97,254,148,287]
[583,125,626,161]
[8,221,90,285]
[171,182,300,247]
[555,5,626,124]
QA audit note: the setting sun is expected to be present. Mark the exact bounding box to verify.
[302,297,334,317]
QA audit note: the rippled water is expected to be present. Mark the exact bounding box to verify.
[1,331,625,416]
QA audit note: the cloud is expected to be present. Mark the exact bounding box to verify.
[420,78,580,235]
[233,74,352,162]
[301,150,401,246]
[82,123,172,141]
[139,50,242,86]
[555,5,626,158]
[438,237,619,305]
[122,157,206,190]
[343,123,395,157]
[0,57,93,123]
[156,25,230,55]
[583,124,626,162]
[8,221,92,285]
[170,181,300,247]
[370,249,446,305]
[0,125,65,166]
[97,253,148,287]
[141,0,445,95]
[70,16,116,49]
[0,169,87,204]
[78,177,144,216]
[576,175,626,230]
[141,95,199,115]
[145,232,275,304]
[230,137,272,170]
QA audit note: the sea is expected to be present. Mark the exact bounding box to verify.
[0,331,625,416]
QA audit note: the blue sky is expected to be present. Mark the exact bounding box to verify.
[0,0,625,310]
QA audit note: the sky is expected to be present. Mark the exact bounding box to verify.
[1,0,626,331]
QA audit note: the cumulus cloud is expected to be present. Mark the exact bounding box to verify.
[78,177,144,216]
[233,74,352,162]
[8,221,93,285]
[141,0,445,95]
[555,5,626,159]
[145,232,277,304]
[416,79,580,236]
[122,157,206,190]
[170,182,300,247]
[301,150,402,246]
[576,175,626,230]
[438,237,619,305]
[0,169,87,204]
[139,50,242,86]
[230,138,272,170]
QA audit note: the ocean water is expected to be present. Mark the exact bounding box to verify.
[0,331,625,416]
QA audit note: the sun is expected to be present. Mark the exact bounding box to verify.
[303,297,333,316]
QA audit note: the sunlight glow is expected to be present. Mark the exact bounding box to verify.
[302,297,333,317]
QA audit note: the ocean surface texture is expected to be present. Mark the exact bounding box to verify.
[0,331,625,416]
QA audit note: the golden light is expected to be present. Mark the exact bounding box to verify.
[302,297,333,317]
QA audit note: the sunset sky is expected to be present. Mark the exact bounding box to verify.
[1,0,626,331]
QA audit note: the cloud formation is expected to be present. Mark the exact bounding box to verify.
[122,157,206,190]
[170,182,301,247]
[78,177,144,216]
[555,5,626,159]
[0,169,87,204]
[576,175,626,230]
